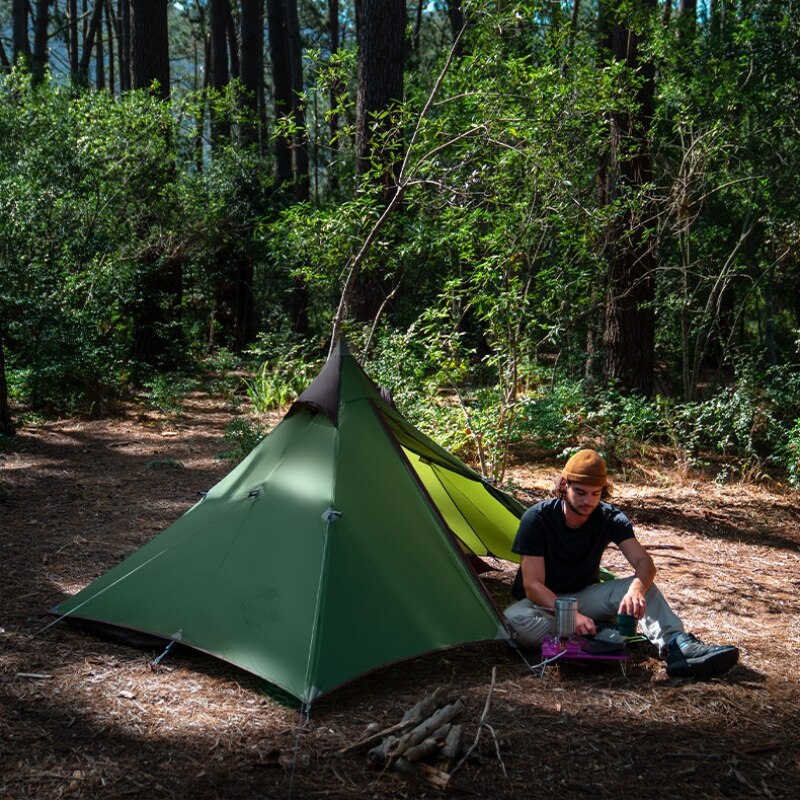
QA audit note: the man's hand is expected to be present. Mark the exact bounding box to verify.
[618,588,647,619]
[575,612,596,636]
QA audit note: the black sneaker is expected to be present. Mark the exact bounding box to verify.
[666,633,739,678]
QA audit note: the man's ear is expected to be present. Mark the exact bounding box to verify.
[559,477,568,492]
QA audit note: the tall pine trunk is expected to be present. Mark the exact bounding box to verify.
[12,0,30,65]
[31,0,50,84]
[350,0,405,322]
[209,0,231,148]
[128,0,181,367]
[267,0,310,333]
[597,0,657,396]
[239,0,262,148]
[129,0,169,98]
[0,321,14,437]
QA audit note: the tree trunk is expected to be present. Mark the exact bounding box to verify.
[239,0,262,148]
[12,0,30,65]
[226,3,240,81]
[355,0,405,194]
[327,0,341,190]
[597,0,657,396]
[447,0,467,54]
[95,1,106,89]
[287,0,308,202]
[77,1,105,85]
[412,0,423,53]
[130,257,184,368]
[678,0,697,40]
[129,0,170,99]
[209,0,232,147]
[0,322,15,438]
[267,0,310,333]
[105,0,115,92]
[68,0,79,78]
[31,0,50,85]
[128,0,178,366]
[267,0,294,183]
[118,0,131,91]
[351,0,405,322]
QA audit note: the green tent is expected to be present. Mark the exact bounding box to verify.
[53,341,526,705]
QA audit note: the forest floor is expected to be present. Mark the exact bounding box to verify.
[1,392,799,800]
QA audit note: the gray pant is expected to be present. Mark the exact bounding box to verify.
[503,576,685,654]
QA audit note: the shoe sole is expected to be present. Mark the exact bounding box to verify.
[666,648,740,679]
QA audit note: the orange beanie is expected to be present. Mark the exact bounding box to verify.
[562,449,607,486]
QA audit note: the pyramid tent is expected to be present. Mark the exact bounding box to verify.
[53,341,526,705]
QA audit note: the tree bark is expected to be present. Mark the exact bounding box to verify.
[128,0,178,366]
[267,0,294,183]
[239,0,262,148]
[327,0,341,189]
[0,322,15,438]
[129,0,170,99]
[95,1,106,89]
[209,0,232,147]
[226,2,240,81]
[355,0,405,194]
[12,0,30,65]
[0,39,10,71]
[679,0,697,26]
[350,0,405,322]
[447,0,467,55]
[287,0,308,203]
[77,1,105,85]
[68,0,79,79]
[267,0,309,333]
[130,256,184,368]
[118,0,131,91]
[597,0,657,396]
[105,0,115,92]
[31,0,50,85]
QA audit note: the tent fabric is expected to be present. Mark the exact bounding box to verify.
[53,341,525,704]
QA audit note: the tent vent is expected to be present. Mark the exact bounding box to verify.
[248,487,263,498]
[321,508,342,523]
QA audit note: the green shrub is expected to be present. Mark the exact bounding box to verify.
[218,417,269,461]
[782,419,800,487]
[141,373,200,417]
[243,335,322,413]
[518,381,586,451]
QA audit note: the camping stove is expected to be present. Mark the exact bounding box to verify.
[541,635,627,663]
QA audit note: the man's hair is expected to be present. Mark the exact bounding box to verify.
[552,475,613,501]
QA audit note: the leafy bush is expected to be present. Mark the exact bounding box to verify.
[141,373,201,417]
[217,417,269,461]
[782,419,800,487]
[243,334,322,413]
[518,381,587,451]
[584,389,666,459]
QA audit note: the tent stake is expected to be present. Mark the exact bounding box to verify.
[148,638,178,671]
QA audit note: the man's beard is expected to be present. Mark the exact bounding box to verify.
[564,497,594,517]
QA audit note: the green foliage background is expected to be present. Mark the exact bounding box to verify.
[1,1,799,486]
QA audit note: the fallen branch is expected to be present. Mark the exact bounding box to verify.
[449,666,498,777]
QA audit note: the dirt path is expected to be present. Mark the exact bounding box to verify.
[2,397,798,799]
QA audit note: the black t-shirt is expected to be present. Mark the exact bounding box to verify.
[510,497,635,600]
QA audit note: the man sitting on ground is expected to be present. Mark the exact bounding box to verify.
[504,449,739,678]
